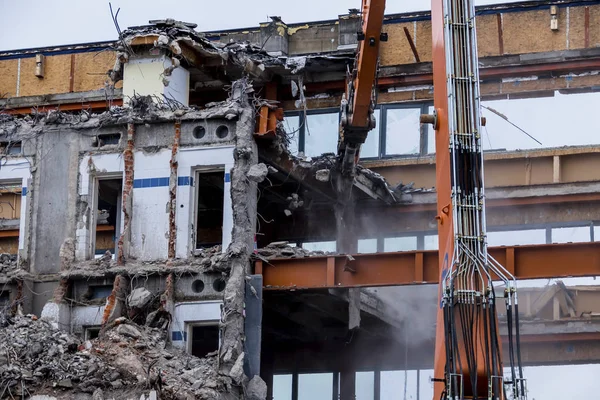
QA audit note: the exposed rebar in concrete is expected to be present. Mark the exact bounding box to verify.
[218,77,262,396]
[117,123,135,265]
[168,121,181,259]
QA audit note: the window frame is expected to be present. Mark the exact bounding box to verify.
[379,102,432,158]
[283,102,434,160]
[186,320,221,356]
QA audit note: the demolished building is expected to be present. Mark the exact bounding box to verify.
[1,1,600,398]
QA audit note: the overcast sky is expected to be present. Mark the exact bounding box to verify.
[0,0,530,51]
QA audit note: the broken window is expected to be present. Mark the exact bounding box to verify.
[0,182,23,256]
[0,291,9,309]
[94,178,122,258]
[89,285,113,300]
[283,115,300,155]
[189,323,219,358]
[480,91,600,152]
[195,170,224,248]
[84,326,101,340]
[95,133,121,147]
[0,141,22,155]
[304,111,339,157]
[282,110,339,158]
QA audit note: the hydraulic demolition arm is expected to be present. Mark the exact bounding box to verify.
[338,0,386,176]
[426,0,527,398]
[339,0,528,399]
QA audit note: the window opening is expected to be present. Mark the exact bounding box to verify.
[95,133,121,147]
[89,285,113,300]
[0,291,9,309]
[94,178,122,258]
[303,111,339,157]
[0,182,22,256]
[84,326,101,340]
[0,141,22,155]
[190,323,220,358]
[195,170,225,248]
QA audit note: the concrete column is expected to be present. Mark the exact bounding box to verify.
[338,13,361,49]
[259,18,289,56]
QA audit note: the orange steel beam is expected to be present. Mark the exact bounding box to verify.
[302,58,600,94]
[3,99,122,115]
[256,242,600,289]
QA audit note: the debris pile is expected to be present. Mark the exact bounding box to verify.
[255,241,337,259]
[0,253,18,273]
[0,315,232,399]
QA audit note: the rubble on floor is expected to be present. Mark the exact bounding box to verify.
[60,245,229,279]
[0,314,231,399]
[0,253,18,273]
[254,241,336,260]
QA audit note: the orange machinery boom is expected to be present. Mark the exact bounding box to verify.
[339,0,527,398]
[338,0,386,176]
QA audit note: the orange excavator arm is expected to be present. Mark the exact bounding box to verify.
[338,0,386,176]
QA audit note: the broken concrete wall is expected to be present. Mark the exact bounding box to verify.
[32,128,80,274]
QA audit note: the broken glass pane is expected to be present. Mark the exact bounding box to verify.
[481,91,600,151]
[283,115,300,155]
[384,107,421,155]
[304,112,339,157]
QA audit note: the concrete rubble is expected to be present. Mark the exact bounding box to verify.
[254,241,336,260]
[0,314,231,399]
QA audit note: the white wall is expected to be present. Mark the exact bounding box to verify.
[123,56,190,106]
[171,300,222,349]
[77,153,124,260]
[79,145,234,261]
[130,149,171,260]
[176,145,234,257]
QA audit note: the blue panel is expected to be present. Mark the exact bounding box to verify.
[133,180,143,189]
[22,187,27,196]
[158,177,169,187]
[150,178,160,187]
[141,178,151,188]
[172,331,187,341]
[224,173,231,183]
